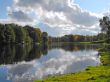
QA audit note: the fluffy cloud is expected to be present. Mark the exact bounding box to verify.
[7,0,101,36]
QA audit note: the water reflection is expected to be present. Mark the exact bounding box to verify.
[0,44,101,82]
[0,44,48,64]
[49,43,100,51]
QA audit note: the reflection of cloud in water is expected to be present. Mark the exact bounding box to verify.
[6,49,100,82]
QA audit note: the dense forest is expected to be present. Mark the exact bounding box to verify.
[0,23,48,44]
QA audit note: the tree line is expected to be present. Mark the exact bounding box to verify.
[0,23,48,44]
[0,15,109,44]
[48,33,106,43]
[49,15,110,43]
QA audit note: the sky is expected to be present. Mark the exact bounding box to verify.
[0,0,12,19]
[0,0,110,36]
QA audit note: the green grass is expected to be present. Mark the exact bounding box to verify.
[34,46,110,82]
[100,52,110,65]
[98,45,110,65]
[54,40,106,44]
[34,66,110,82]
[91,40,106,44]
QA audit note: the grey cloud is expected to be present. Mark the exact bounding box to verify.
[9,10,33,22]
[65,10,98,26]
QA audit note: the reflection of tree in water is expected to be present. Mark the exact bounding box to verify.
[0,44,48,64]
[25,44,48,61]
[41,44,48,55]
[0,45,15,64]
[49,43,100,52]
[0,43,100,64]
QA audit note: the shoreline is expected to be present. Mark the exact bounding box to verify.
[34,44,110,82]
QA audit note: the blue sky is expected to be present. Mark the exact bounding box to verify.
[75,0,110,13]
[0,0,110,36]
[0,0,12,19]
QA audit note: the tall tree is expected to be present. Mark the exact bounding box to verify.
[99,16,110,43]
[0,24,6,43]
[42,32,48,44]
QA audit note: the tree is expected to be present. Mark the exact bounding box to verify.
[42,32,48,43]
[34,28,42,43]
[5,24,15,43]
[25,25,39,43]
[13,25,24,43]
[99,16,110,43]
[0,24,6,43]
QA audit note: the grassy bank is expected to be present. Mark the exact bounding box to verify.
[34,45,110,82]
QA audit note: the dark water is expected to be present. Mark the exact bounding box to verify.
[0,43,101,82]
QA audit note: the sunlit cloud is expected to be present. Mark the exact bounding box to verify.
[0,0,109,36]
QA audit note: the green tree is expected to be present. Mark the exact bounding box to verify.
[0,24,6,43]
[34,28,42,43]
[5,24,15,43]
[12,25,24,43]
[99,16,110,43]
[0,23,48,44]
[25,25,38,43]
[42,32,48,44]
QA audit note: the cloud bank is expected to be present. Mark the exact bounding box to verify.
[2,0,103,36]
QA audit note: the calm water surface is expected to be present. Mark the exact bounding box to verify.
[0,44,101,82]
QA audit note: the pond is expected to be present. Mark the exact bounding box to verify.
[0,43,101,82]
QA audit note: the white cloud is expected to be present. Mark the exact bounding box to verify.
[3,0,103,36]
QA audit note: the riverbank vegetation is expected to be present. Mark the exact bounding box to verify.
[34,44,110,82]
